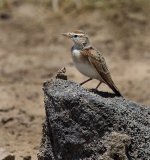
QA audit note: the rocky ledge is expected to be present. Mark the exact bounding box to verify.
[38,76,150,160]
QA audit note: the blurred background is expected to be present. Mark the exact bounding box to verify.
[0,0,149,159]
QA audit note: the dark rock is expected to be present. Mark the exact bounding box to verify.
[38,78,150,160]
[0,148,15,160]
[22,155,31,160]
[0,13,11,20]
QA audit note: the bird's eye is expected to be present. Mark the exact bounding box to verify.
[74,35,78,38]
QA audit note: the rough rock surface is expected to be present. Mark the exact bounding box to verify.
[38,78,150,160]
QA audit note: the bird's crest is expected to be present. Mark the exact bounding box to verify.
[73,30,86,34]
[72,30,88,36]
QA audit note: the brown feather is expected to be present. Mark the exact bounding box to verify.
[81,47,123,97]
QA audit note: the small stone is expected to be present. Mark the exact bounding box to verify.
[55,67,67,80]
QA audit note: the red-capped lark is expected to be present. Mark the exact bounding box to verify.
[62,30,123,97]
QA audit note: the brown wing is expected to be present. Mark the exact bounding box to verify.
[81,47,122,97]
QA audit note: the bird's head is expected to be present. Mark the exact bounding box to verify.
[62,30,90,48]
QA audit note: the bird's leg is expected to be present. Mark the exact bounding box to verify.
[95,81,102,90]
[80,78,92,85]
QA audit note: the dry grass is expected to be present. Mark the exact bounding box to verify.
[1,0,150,12]
[0,0,149,41]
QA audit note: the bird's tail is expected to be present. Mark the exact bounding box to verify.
[109,83,123,97]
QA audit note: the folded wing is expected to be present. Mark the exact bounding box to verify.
[81,47,123,97]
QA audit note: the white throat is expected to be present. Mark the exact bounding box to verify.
[72,49,81,57]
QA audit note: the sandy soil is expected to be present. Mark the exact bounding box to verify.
[0,2,149,159]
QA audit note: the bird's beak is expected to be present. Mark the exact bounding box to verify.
[61,33,71,38]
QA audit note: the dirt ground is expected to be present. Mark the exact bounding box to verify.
[0,1,150,159]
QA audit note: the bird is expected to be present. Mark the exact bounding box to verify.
[62,30,123,97]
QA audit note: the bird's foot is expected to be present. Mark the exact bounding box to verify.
[88,88,98,93]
